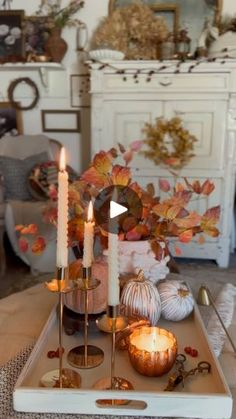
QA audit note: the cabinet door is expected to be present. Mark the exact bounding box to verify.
[100,100,163,151]
[165,100,227,170]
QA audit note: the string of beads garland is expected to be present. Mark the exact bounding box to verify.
[141,117,197,170]
[8,77,40,111]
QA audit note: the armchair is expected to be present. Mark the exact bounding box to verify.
[0,135,62,276]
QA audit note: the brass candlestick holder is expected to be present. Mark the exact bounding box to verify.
[41,267,81,389]
[67,266,104,369]
[95,305,133,398]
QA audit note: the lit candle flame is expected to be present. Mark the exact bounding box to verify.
[87,200,93,222]
[59,147,66,171]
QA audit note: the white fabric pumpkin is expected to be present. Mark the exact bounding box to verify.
[157,279,194,321]
[120,271,161,325]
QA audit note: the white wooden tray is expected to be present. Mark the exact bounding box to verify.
[14,304,232,418]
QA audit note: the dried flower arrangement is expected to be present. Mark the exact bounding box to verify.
[16,142,220,261]
[141,117,197,170]
[90,1,169,60]
[220,15,236,34]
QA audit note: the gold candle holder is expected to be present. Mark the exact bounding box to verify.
[41,267,81,389]
[95,305,133,400]
[128,326,177,377]
[67,266,104,369]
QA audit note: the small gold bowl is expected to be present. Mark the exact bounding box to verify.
[128,326,177,377]
[35,55,51,63]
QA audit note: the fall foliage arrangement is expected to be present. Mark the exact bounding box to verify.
[90,1,169,60]
[16,141,220,261]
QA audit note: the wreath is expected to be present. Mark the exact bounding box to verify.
[141,117,197,170]
[8,77,40,111]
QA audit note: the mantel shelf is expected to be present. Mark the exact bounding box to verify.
[0,62,65,88]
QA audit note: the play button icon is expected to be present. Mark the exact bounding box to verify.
[110,201,128,219]
[94,185,143,234]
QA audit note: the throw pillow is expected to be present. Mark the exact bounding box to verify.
[0,152,49,201]
[28,161,78,201]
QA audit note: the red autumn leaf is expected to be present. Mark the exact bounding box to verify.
[179,229,193,243]
[192,180,202,194]
[107,147,118,159]
[81,166,106,188]
[21,224,38,235]
[19,237,29,252]
[123,150,133,165]
[202,205,220,225]
[32,236,46,254]
[126,227,142,241]
[93,151,112,175]
[111,165,131,186]
[122,216,137,232]
[174,211,202,229]
[130,140,143,151]
[146,183,155,197]
[129,181,143,196]
[174,245,182,256]
[201,180,215,196]
[159,178,171,192]
[135,224,150,238]
[164,157,181,167]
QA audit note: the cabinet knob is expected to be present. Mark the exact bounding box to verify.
[159,79,172,87]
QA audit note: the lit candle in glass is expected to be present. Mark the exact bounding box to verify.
[56,147,68,268]
[128,326,177,377]
[82,201,95,268]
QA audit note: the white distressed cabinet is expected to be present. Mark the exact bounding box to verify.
[90,60,236,267]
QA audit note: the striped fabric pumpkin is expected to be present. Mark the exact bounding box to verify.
[157,279,194,321]
[120,271,161,325]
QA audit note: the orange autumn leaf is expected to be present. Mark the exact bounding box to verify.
[69,259,83,280]
[152,203,170,218]
[165,190,192,207]
[175,182,185,192]
[93,151,112,175]
[159,178,171,192]
[164,157,181,167]
[19,237,29,252]
[32,236,46,254]
[197,235,205,245]
[21,224,38,235]
[174,211,201,229]
[111,165,131,186]
[201,180,215,196]
[81,166,107,188]
[15,224,25,232]
[179,229,193,243]
[200,206,220,237]
[123,150,133,166]
[166,205,183,220]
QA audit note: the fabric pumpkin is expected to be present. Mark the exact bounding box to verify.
[157,279,194,321]
[120,270,161,325]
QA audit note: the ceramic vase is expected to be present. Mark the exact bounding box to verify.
[104,240,170,284]
[45,27,68,63]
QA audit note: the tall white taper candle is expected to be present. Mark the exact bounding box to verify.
[82,200,94,268]
[56,147,69,268]
[108,192,120,306]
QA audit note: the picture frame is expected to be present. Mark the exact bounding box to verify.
[70,74,90,108]
[0,10,25,60]
[41,110,81,133]
[0,102,23,139]
[24,16,51,56]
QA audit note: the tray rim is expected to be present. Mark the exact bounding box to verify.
[13,300,233,417]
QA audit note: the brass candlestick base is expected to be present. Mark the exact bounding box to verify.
[95,304,133,403]
[44,267,81,388]
[41,368,81,389]
[67,267,104,369]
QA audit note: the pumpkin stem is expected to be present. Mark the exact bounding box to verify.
[178,288,190,298]
[134,269,146,283]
